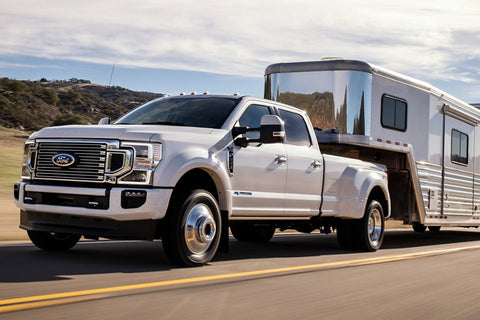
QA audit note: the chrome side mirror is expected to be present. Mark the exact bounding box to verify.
[98,117,111,125]
[260,115,285,144]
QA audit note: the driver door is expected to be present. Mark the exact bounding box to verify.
[229,104,287,217]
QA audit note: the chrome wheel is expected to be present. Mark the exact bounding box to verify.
[348,200,385,252]
[184,203,217,255]
[368,207,383,248]
[162,189,221,267]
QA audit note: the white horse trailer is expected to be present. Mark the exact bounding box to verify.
[265,59,480,231]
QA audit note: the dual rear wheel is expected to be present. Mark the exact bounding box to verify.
[337,200,385,251]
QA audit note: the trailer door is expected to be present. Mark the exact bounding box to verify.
[443,116,475,216]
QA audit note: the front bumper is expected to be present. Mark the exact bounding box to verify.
[19,210,161,240]
[14,182,173,239]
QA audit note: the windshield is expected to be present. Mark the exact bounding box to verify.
[115,97,240,129]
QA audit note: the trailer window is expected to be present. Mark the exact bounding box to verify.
[381,95,407,131]
[451,129,468,165]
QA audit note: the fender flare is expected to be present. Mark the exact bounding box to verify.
[356,172,391,219]
[154,149,233,215]
[337,166,390,219]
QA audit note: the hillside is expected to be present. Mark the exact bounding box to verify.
[0,78,164,131]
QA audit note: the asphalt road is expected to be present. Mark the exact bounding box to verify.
[2,229,480,319]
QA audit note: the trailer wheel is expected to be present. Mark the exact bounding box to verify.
[412,222,426,233]
[27,230,81,251]
[162,189,221,267]
[353,200,385,251]
[428,226,441,232]
[230,222,275,242]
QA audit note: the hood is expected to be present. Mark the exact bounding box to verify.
[30,124,227,143]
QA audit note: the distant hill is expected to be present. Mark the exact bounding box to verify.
[0,78,165,131]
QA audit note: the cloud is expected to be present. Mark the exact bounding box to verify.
[2,0,480,89]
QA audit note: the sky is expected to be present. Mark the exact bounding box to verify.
[1,0,480,103]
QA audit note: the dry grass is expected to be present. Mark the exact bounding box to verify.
[0,127,30,241]
[0,127,28,193]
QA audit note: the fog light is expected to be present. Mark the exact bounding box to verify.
[121,190,147,209]
[125,191,146,197]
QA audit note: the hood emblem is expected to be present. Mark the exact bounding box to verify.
[52,153,76,167]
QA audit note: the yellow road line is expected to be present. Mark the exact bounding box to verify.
[0,294,107,314]
[2,244,480,314]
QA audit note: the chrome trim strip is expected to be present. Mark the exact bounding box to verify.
[230,216,311,221]
[25,184,107,196]
[37,139,120,148]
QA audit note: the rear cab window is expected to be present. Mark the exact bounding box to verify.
[278,109,312,147]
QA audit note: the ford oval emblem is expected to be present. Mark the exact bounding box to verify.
[52,153,76,167]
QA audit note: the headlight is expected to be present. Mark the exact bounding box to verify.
[118,142,162,185]
[20,140,36,180]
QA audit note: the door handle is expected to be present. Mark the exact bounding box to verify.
[311,160,322,168]
[275,155,287,164]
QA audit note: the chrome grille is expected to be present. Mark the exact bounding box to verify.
[35,141,107,182]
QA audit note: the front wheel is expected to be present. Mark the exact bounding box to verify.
[353,200,385,251]
[162,189,221,267]
[27,230,81,251]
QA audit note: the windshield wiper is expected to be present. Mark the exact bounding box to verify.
[141,121,186,126]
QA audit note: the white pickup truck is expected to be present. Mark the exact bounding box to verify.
[14,95,390,266]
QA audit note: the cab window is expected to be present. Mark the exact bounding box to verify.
[238,104,272,140]
[278,109,312,147]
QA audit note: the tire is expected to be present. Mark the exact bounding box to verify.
[428,226,441,232]
[230,222,275,242]
[412,222,427,233]
[27,230,81,251]
[352,200,385,252]
[162,189,221,267]
[337,219,355,250]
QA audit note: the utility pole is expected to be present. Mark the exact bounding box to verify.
[108,62,115,86]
